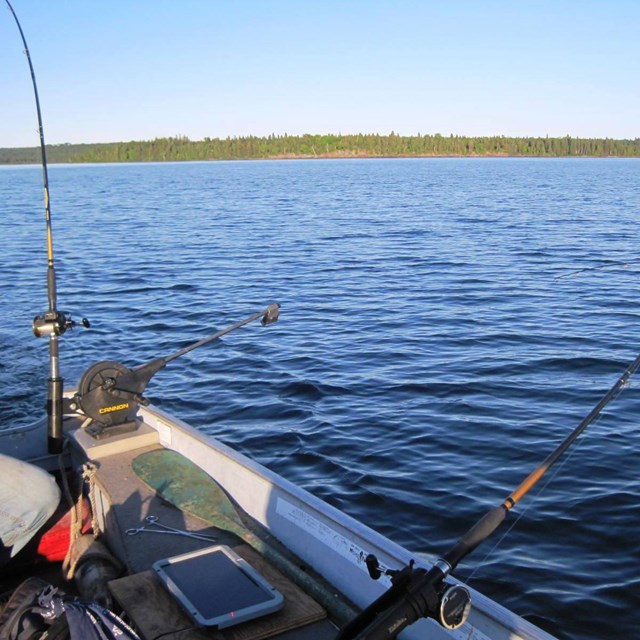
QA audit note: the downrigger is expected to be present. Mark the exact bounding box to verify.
[61,304,280,439]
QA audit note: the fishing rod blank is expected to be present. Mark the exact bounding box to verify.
[338,350,640,639]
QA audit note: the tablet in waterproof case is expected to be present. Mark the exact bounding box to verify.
[152,545,284,628]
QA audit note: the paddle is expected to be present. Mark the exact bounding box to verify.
[132,449,356,626]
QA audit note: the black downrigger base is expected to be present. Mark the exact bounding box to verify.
[65,358,166,439]
[63,304,280,439]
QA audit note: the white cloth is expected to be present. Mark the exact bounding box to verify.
[0,453,60,564]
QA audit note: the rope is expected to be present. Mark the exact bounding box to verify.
[82,462,100,539]
[62,461,100,579]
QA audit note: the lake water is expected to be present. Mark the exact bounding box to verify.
[1,158,639,639]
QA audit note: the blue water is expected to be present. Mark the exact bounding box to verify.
[1,158,639,639]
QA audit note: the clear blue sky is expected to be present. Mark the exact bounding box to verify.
[1,1,638,147]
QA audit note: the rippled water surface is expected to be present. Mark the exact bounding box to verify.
[1,158,639,639]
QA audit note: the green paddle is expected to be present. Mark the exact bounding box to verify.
[132,449,356,626]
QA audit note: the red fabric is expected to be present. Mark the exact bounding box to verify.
[37,498,93,562]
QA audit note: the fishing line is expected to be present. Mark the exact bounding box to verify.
[554,259,640,281]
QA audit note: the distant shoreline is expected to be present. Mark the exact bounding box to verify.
[1,133,638,164]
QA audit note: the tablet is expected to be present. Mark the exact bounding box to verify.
[153,545,284,628]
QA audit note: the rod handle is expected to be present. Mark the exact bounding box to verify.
[47,376,64,453]
[443,505,507,569]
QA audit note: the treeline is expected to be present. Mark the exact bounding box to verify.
[1,133,639,164]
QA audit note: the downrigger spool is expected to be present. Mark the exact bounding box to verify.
[64,304,280,439]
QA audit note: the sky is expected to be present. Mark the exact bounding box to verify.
[1,1,639,147]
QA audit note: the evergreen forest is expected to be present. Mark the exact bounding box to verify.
[1,133,639,164]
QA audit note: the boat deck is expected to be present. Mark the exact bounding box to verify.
[67,427,341,640]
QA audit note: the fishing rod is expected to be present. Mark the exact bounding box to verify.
[338,351,640,639]
[6,0,89,453]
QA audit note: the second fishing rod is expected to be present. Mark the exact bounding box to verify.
[336,349,640,639]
